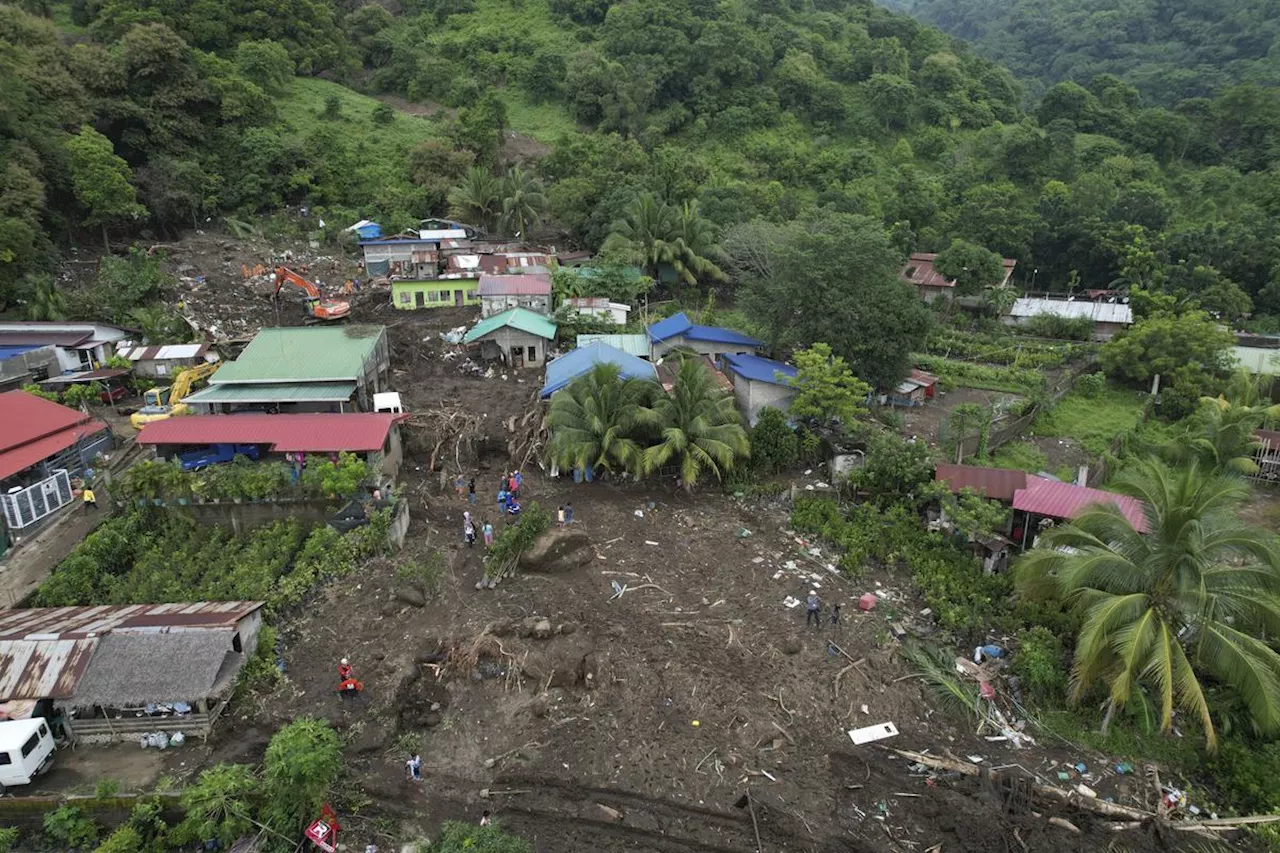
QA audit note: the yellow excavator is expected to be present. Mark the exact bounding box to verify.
[130,362,220,429]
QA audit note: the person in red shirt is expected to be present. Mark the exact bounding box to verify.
[338,657,353,680]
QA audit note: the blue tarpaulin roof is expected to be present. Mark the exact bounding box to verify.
[0,345,41,361]
[541,342,658,398]
[646,312,762,347]
[722,353,797,386]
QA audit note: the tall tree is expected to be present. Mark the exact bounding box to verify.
[733,214,931,389]
[499,166,548,239]
[1016,460,1280,749]
[64,125,146,249]
[638,357,748,490]
[788,343,871,431]
[932,239,1005,297]
[447,166,502,235]
[547,363,653,476]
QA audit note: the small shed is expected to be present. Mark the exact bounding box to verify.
[1004,298,1133,340]
[463,309,557,368]
[562,297,632,326]
[115,344,219,379]
[901,253,1017,303]
[720,353,798,426]
[541,342,657,398]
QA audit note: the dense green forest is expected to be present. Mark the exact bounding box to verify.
[880,0,1280,104]
[3,0,1280,358]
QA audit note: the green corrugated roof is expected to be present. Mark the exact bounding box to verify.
[184,382,356,404]
[1234,346,1280,375]
[577,334,650,358]
[463,308,557,343]
[211,326,384,384]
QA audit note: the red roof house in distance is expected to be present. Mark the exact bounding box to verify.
[933,463,1149,548]
[901,253,1017,303]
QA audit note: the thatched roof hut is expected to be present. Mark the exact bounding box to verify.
[68,631,240,709]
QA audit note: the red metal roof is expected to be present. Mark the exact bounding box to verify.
[901,253,1017,290]
[0,391,101,481]
[910,369,938,387]
[1013,477,1148,532]
[0,602,264,702]
[477,273,551,296]
[0,330,91,347]
[136,413,404,452]
[934,464,1029,503]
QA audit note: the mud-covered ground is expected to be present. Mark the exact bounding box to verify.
[174,470,1209,853]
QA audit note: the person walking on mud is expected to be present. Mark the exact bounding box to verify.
[464,519,477,548]
[483,519,494,547]
[805,589,822,629]
[455,472,467,500]
[468,477,477,505]
[406,753,422,783]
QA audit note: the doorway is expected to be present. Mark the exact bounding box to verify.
[455,290,464,307]
[414,291,425,308]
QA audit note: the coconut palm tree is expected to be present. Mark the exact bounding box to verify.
[447,166,502,235]
[1015,459,1280,750]
[499,167,548,239]
[601,193,679,281]
[671,200,727,284]
[638,356,749,490]
[1166,401,1268,476]
[25,276,68,321]
[548,363,654,477]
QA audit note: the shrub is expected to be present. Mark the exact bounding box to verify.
[750,407,798,474]
[263,719,343,836]
[174,764,258,847]
[433,820,532,853]
[1202,739,1280,814]
[1022,314,1095,341]
[1011,626,1066,703]
[92,824,142,853]
[1075,372,1105,397]
[44,805,99,848]
[372,102,396,125]
[485,502,551,578]
[0,829,18,853]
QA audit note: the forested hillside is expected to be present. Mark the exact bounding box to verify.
[881,0,1280,104]
[3,0,1280,359]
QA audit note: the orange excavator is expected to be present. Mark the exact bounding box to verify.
[273,267,351,323]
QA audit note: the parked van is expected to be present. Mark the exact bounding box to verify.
[0,718,56,793]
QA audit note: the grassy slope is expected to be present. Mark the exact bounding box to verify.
[277,77,443,151]
[1031,387,1147,456]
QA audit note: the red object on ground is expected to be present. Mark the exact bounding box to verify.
[858,593,877,611]
[979,681,996,700]
[305,805,340,852]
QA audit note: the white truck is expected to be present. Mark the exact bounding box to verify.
[0,718,56,794]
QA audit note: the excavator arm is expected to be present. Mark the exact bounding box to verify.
[170,361,219,402]
[273,266,351,322]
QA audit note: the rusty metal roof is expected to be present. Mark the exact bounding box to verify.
[934,464,1030,503]
[0,602,265,641]
[0,639,98,700]
[0,602,265,702]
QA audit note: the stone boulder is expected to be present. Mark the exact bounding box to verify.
[521,528,593,573]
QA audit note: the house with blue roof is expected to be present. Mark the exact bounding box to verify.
[646,312,763,361]
[721,353,798,426]
[541,342,658,398]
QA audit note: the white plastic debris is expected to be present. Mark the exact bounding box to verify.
[847,722,899,745]
[783,595,801,609]
[634,509,644,518]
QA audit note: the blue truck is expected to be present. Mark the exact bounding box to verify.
[177,443,261,471]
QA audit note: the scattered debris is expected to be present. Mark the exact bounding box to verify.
[848,722,899,745]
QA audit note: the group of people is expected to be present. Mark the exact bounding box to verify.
[461,511,495,548]
[804,590,841,629]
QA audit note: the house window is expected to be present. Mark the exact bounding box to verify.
[232,633,243,653]
[399,292,411,304]
[526,345,537,362]
[77,349,93,370]
[439,291,451,301]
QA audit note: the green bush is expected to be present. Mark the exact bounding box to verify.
[1075,372,1105,397]
[750,407,799,474]
[92,824,142,853]
[432,820,531,853]
[44,805,99,848]
[1021,314,1095,341]
[0,828,18,853]
[1011,626,1066,703]
[913,354,1044,393]
[486,502,551,577]
[1202,739,1280,815]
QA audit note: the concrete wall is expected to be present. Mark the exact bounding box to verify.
[652,336,757,361]
[392,279,481,310]
[0,345,59,390]
[733,378,795,426]
[477,328,550,367]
